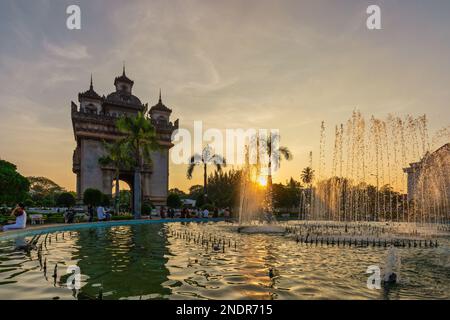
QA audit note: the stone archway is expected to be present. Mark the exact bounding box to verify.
[71,69,179,208]
[110,171,135,214]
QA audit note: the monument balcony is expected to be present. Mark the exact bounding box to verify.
[150,118,179,133]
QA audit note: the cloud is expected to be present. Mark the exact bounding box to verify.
[44,41,90,60]
[0,0,449,192]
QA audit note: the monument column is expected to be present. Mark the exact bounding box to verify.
[76,173,82,200]
[102,169,114,197]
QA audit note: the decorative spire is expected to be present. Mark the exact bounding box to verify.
[79,73,101,101]
[122,61,126,76]
[150,88,172,112]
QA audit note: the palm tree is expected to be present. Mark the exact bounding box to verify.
[301,166,315,217]
[301,166,314,186]
[260,133,292,189]
[116,112,160,219]
[187,145,226,199]
[98,139,133,215]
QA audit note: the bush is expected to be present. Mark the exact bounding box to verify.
[24,198,35,208]
[83,188,103,206]
[0,215,11,225]
[43,213,65,224]
[167,193,182,208]
[56,192,76,208]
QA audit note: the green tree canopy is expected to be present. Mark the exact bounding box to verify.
[167,193,182,208]
[101,194,111,207]
[0,159,30,205]
[206,169,242,208]
[272,178,302,209]
[27,176,64,206]
[116,112,160,218]
[187,145,226,196]
[188,185,204,199]
[56,192,76,208]
[168,188,187,198]
[118,190,132,212]
[83,188,103,206]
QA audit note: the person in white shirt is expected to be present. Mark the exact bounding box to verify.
[202,208,209,218]
[2,204,27,231]
[97,205,110,221]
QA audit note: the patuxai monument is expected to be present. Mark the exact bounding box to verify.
[71,66,178,205]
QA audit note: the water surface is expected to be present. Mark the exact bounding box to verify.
[0,222,449,300]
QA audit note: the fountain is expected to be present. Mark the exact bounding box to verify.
[309,112,449,226]
[236,137,286,234]
[235,112,449,240]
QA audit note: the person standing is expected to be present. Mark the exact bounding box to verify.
[160,206,166,219]
[88,204,94,222]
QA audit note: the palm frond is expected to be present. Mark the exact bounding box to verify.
[278,146,292,161]
[187,163,196,179]
[98,155,112,166]
[187,154,202,179]
[211,154,226,166]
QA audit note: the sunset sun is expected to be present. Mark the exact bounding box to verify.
[257,175,268,187]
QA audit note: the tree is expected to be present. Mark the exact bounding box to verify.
[119,190,132,212]
[56,192,76,208]
[24,198,35,208]
[257,133,292,190]
[98,139,133,214]
[167,193,182,208]
[195,193,206,208]
[116,112,160,219]
[285,178,302,208]
[28,176,64,207]
[206,169,242,208]
[168,188,187,198]
[187,145,226,198]
[0,159,30,205]
[301,166,315,217]
[188,185,204,199]
[300,167,315,186]
[101,194,111,207]
[83,188,103,207]
[272,178,302,210]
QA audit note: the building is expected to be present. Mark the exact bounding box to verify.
[403,143,449,222]
[71,66,178,206]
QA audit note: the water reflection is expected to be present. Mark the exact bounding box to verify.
[0,222,449,300]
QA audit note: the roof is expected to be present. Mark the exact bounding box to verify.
[105,91,142,107]
[150,91,172,113]
[78,75,102,101]
[114,65,134,86]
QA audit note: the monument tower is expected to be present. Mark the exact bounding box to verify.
[71,66,178,206]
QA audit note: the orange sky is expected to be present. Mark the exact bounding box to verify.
[0,0,449,193]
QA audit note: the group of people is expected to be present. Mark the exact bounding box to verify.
[1,203,27,232]
[1,203,232,233]
[64,204,111,223]
[158,206,231,219]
